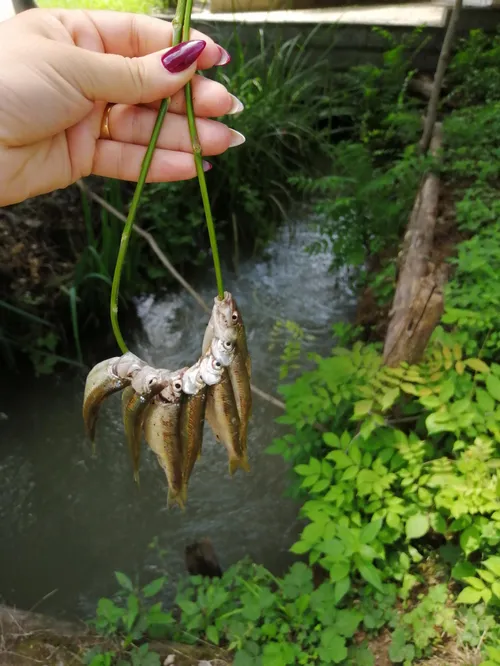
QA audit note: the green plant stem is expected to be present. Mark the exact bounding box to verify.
[109,0,187,354]
[182,0,224,300]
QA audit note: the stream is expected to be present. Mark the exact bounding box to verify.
[0,220,356,620]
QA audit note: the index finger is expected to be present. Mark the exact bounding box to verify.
[54,9,224,70]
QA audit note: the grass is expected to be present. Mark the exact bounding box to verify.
[37,0,159,12]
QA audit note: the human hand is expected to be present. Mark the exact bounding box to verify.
[0,8,245,207]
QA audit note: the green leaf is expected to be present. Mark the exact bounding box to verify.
[380,387,400,411]
[142,578,165,598]
[335,609,363,637]
[463,576,485,590]
[456,587,483,604]
[405,513,429,540]
[486,374,500,401]
[492,582,500,598]
[334,577,351,604]
[358,562,384,592]
[477,389,495,413]
[320,629,347,663]
[115,572,134,592]
[354,400,373,417]
[360,519,382,544]
[326,450,352,469]
[295,464,311,476]
[484,557,500,577]
[206,625,219,645]
[465,358,490,374]
[324,432,340,448]
[460,526,481,556]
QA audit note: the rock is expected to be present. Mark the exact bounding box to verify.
[185,537,223,578]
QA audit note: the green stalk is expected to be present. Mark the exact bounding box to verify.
[109,0,187,354]
[182,0,224,300]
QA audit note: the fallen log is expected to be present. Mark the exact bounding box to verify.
[383,124,445,367]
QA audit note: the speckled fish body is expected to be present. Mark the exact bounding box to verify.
[205,362,249,476]
[179,360,210,495]
[122,366,170,484]
[228,346,252,459]
[143,369,186,509]
[83,357,122,444]
[82,353,147,449]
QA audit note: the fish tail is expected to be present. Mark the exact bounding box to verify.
[167,487,186,511]
[229,454,251,476]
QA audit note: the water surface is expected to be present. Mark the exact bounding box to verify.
[0,222,356,619]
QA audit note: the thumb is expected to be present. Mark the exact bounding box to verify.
[74,40,206,105]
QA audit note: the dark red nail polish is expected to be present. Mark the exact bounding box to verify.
[161,40,206,74]
[216,46,231,66]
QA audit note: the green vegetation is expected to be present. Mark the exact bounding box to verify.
[80,25,500,666]
[0,27,335,373]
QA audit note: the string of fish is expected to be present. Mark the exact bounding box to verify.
[82,291,252,510]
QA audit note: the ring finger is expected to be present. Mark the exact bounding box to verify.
[105,103,246,156]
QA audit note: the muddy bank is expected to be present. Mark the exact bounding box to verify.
[0,605,231,666]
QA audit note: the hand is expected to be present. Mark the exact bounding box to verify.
[0,8,245,206]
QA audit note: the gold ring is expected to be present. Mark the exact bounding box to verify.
[100,103,114,140]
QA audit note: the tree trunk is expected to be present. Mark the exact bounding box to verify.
[419,0,463,154]
[383,125,445,367]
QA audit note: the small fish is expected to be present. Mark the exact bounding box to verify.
[179,361,208,497]
[122,366,170,484]
[143,369,186,509]
[202,292,239,353]
[82,352,147,451]
[204,356,249,476]
[202,292,251,379]
[114,352,146,380]
[204,294,252,463]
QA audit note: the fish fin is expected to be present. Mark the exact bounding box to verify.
[167,489,185,511]
[229,455,251,476]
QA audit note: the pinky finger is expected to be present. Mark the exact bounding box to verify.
[92,140,212,183]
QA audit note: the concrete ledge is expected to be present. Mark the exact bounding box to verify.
[160,3,449,26]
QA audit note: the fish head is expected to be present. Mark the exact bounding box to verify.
[212,292,239,341]
[131,366,166,397]
[211,337,236,367]
[160,367,187,403]
[199,352,224,386]
[114,352,146,380]
[182,360,205,395]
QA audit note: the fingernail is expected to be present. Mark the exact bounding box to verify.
[229,130,246,148]
[228,94,244,115]
[203,160,212,172]
[216,45,231,66]
[161,40,206,74]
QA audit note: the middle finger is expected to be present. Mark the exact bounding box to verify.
[144,74,244,118]
[107,104,245,155]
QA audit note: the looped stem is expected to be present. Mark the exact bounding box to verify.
[109,0,187,353]
[182,0,225,300]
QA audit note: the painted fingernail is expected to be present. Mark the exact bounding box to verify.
[229,129,246,148]
[216,45,231,66]
[161,40,206,74]
[203,160,212,172]
[228,94,244,115]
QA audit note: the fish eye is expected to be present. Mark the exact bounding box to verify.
[174,381,182,390]
[147,376,156,386]
[223,340,233,350]
[231,313,238,322]
[214,360,222,369]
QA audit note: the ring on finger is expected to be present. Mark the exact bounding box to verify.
[100,103,115,140]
